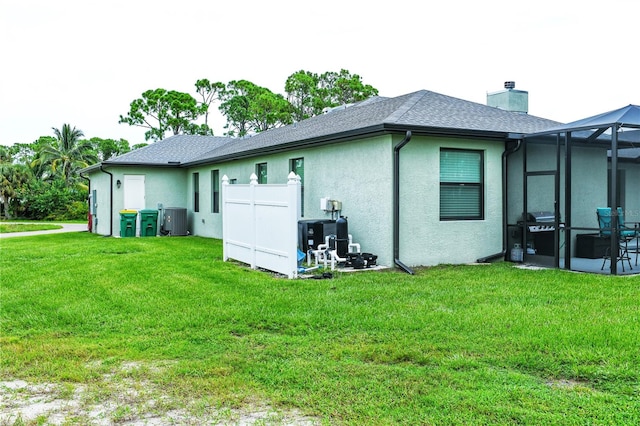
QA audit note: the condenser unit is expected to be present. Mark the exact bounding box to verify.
[162,207,188,236]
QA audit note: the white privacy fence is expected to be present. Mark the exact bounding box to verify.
[222,172,301,278]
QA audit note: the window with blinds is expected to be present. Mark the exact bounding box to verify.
[193,172,200,213]
[211,169,219,213]
[440,149,484,220]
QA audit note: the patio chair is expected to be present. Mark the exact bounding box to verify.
[617,207,639,266]
[596,207,635,271]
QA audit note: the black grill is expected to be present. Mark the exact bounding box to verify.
[523,211,556,232]
[521,211,558,255]
[523,211,555,223]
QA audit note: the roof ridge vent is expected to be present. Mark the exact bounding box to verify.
[323,104,352,114]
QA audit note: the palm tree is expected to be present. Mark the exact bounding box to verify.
[38,124,98,184]
[0,163,30,219]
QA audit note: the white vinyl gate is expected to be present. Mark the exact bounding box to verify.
[222,172,301,278]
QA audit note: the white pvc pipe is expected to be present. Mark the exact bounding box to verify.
[307,234,362,270]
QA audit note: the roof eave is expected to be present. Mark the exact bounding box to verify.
[183,125,389,166]
[79,163,102,174]
[383,123,510,140]
[97,161,183,169]
[182,124,512,167]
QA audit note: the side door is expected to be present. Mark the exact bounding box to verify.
[124,175,146,210]
[124,175,146,235]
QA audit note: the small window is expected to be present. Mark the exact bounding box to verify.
[440,149,484,220]
[290,158,304,216]
[256,163,267,184]
[193,172,200,212]
[211,169,219,213]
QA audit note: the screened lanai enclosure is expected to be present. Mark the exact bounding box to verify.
[506,105,640,275]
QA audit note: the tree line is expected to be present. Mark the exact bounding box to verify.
[1,69,378,220]
[119,69,378,140]
[0,125,132,220]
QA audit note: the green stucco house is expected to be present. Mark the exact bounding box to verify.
[81,88,639,274]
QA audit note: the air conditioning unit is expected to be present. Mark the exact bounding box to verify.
[162,207,188,236]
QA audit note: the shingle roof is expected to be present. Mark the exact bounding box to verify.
[188,90,560,165]
[390,90,559,132]
[105,134,234,165]
[100,89,561,168]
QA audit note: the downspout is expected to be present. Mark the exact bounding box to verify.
[99,164,114,236]
[477,138,522,263]
[79,171,91,232]
[393,131,414,274]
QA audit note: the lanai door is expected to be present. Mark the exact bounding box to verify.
[524,172,560,267]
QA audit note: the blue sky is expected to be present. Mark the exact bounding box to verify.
[1,0,638,146]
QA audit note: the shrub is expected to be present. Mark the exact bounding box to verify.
[65,200,88,220]
[21,179,88,220]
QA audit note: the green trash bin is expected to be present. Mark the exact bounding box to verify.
[119,210,138,237]
[139,209,159,237]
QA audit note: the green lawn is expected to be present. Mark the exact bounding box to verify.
[0,223,62,233]
[1,233,638,424]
